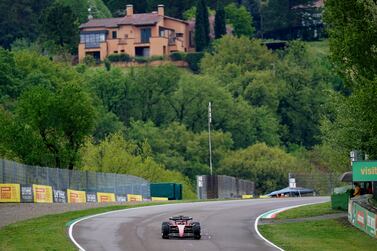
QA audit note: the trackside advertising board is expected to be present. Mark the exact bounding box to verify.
[349,201,377,238]
[33,184,53,203]
[242,195,253,199]
[353,161,377,181]
[67,189,86,203]
[151,197,168,201]
[127,194,143,202]
[97,192,116,202]
[0,184,21,202]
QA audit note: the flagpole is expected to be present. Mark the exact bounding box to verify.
[208,102,213,175]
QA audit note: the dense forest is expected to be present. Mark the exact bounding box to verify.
[1,0,373,198]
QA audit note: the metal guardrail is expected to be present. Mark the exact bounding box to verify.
[0,159,150,198]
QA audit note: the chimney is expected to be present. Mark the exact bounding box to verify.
[158,4,164,16]
[126,4,133,16]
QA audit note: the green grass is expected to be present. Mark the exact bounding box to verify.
[260,202,377,250]
[276,202,342,220]
[0,200,198,251]
[259,218,377,251]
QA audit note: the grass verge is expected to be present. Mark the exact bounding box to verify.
[0,200,198,251]
[276,202,342,220]
[259,202,377,251]
[259,218,377,251]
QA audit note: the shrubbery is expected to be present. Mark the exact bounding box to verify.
[185,52,205,73]
[170,52,186,61]
[134,56,149,63]
[107,53,131,62]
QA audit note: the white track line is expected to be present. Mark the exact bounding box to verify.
[254,201,328,251]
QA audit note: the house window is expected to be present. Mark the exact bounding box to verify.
[140,28,151,43]
[120,50,125,53]
[114,51,118,53]
[176,33,183,37]
[112,31,117,39]
[80,32,106,48]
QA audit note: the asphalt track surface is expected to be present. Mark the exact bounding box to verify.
[72,197,328,251]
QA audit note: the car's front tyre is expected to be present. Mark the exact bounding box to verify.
[161,222,170,239]
[192,222,201,240]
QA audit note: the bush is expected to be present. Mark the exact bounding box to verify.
[134,56,149,63]
[170,52,187,61]
[185,52,205,73]
[149,55,164,62]
[104,59,111,71]
[83,55,96,66]
[107,53,131,62]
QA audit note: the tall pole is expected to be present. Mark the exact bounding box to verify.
[208,102,213,175]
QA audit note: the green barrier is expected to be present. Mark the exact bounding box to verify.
[349,200,377,239]
[331,192,350,211]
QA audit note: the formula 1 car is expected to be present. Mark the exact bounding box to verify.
[161,216,201,239]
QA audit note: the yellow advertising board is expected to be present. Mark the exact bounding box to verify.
[33,184,53,203]
[151,197,168,201]
[67,189,86,203]
[242,195,253,199]
[127,194,143,202]
[0,184,21,203]
[152,197,169,201]
[97,192,116,203]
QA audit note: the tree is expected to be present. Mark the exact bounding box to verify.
[218,143,303,194]
[260,0,316,40]
[0,49,21,102]
[39,2,79,53]
[201,36,276,79]
[225,3,255,37]
[215,0,227,39]
[80,132,196,198]
[323,0,377,158]
[60,0,112,22]
[195,0,210,51]
[0,0,52,48]
[276,41,329,148]
[15,84,96,169]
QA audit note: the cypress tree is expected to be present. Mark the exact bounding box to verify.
[214,0,226,39]
[195,0,210,51]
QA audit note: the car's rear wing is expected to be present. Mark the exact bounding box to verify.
[169,216,193,221]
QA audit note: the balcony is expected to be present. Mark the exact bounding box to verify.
[84,42,100,49]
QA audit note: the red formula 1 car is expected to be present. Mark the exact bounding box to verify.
[161,216,201,239]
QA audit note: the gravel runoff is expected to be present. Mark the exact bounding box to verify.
[0,202,145,228]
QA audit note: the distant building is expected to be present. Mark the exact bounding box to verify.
[78,4,194,62]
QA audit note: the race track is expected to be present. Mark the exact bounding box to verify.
[71,197,328,251]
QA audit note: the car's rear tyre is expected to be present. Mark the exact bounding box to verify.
[161,222,170,239]
[192,222,201,240]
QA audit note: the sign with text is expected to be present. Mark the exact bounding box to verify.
[0,184,20,202]
[53,190,67,203]
[127,194,142,202]
[97,192,116,203]
[67,189,86,203]
[116,195,127,202]
[21,185,33,203]
[33,184,53,203]
[86,193,97,203]
[353,161,377,181]
[151,197,168,201]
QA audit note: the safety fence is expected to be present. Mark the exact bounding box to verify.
[0,159,151,203]
[196,175,255,199]
[289,172,342,196]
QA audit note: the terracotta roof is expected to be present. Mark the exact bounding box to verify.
[79,13,189,29]
[80,13,162,29]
